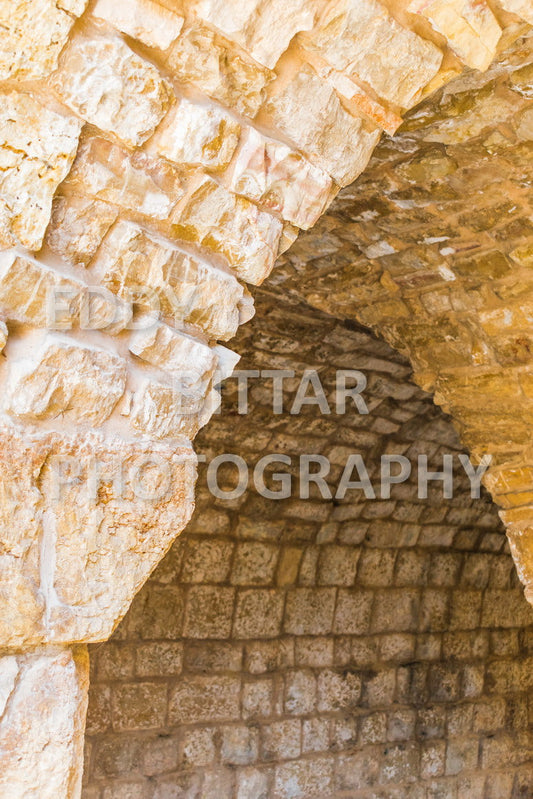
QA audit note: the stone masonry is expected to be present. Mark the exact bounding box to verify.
[0,0,532,795]
[83,296,533,798]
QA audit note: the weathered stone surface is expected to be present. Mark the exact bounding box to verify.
[93,220,253,340]
[92,0,184,50]
[129,322,218,400]
[496,0,533,24]
[52,34,173,147]
[167,23,274,118]
[171,175,284,284]
[5,334,127,426]
[229,127,334,229]
[46,196,119,267]
[63,137,185,220]
[0,421,196,646]
[58,0,88,13]
[129,380,206,439]
[148,98,241,171]
[0,648,88,799]
[408,0,501,71]
[302,0,443,108]
[0,92,82,251]
[0,0,77,81]
[266,66,381,187]
[0,251,123,332]
[192,0,320,68]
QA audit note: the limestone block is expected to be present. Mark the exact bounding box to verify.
[92,220,253,340]
[0,92,82,251]
[0,0,77,81]
[148,98,241,171]
[129,322,217,399]
[52,34,173,147]
[229,127,333,229]
[167,24,274,118]
[0,251,123,332]
[192,0,320,68]
[265,66,381,187]
[0,422,196,646]
[0,648,88,799]
[129,380,207,439]
[46,196,119,266]
[58,0,88,13]
[0,321,7,353]
[92,0,184,50]
[63,137,185,220]
[171,175,284,284]
[408,0,501,72]
[302,0,443,108]
[5,334,127,426]
[495,0,533,24]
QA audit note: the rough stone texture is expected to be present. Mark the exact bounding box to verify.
[147,98,241,171]
[84,296,533,798]
[46,196,119,267]
[0,92,82,251]
[265,66,382,186]
[171,175,284,284]
[51,34,174,147]
[302,0,443,108]
[0,647,89,799]
[91,0,184,51]
[229,127,334,229]
[192,0,320,68]
[0,423,196,647]
[0,0,79,81]
[166,23,275,119]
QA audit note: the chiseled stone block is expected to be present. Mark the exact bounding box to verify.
[0,0,78,81]
[496,0,533,24]
[148,98,241,171]
[92,0,184,51]
[302,0,443,108]
[52,34,173,147]
[167,23,274,119]
[92,220,253,341]
[0,647,88,799]
[408,0,501,72]
[63,137,185,221]
[171,175,283,285]
[168,675,241,725]
[229,127,333,229]
[266,66,381,187]
[46,196,119,267]
[5,333,127,426]
[0,92,82,252]
[192,0,320,69]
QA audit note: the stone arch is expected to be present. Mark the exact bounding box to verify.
[83,293,533,798]
[0,0,532,794]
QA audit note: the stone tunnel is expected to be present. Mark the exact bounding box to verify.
[0,0,532,797]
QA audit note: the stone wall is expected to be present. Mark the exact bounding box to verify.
[83,295,533,799]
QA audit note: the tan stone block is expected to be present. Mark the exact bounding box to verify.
[275,757,334,797]
[64,137,185,220]
[0,92,82,251]
[52,34,173,147]
[129,321,217,398]
[184,585,235,638]
[58,0,88,13]
[0,0,77,81]
[302,0,443,108]
[265,66,381,187]
[192,0,320,68]
[0,647,88,799]
[495,0,533,24]
[0,251,122,331]
[171,175,283,284]
[5,334,127,426]
[46,196,119,266]
[92,0,184,50]
[229,127,333,229]
[408,0,501,71]
[128,380,207,440]
[167,23,274,118]
[233,589,284,638]
[92,220,252,340]
[148,98,240,171]
[168,676,240,724]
